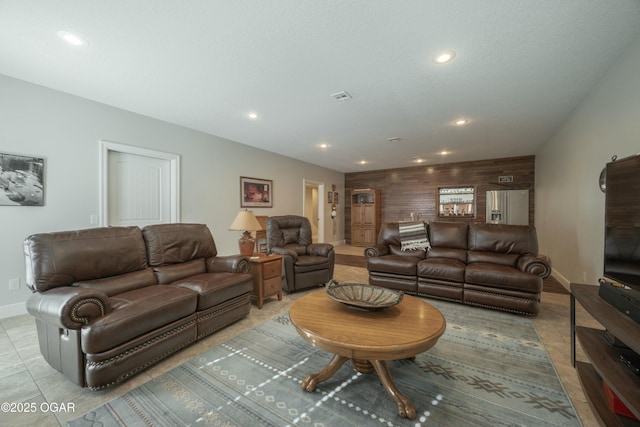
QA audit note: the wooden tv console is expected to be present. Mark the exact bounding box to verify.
[570,283,640,426]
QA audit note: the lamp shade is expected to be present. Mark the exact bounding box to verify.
[229,210,262,256]
[229,210,262,231]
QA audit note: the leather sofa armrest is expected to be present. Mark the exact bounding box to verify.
[518,255,551,279]
[364,244,389,258]
[270,246,298,261]
[208,255,250,274]
[307,243,333,257]
[26,287,110,330]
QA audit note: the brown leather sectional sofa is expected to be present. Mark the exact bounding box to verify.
[365,221,552,315]
[23,223,253,390]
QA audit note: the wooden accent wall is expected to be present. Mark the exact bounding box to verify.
[344,156,535,244]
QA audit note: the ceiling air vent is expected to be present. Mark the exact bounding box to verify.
[331,91,352,101]
[387,137,401,142]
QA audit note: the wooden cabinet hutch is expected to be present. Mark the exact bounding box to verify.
[351,189,381,246]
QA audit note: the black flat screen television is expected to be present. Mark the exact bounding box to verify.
[603,153,640,292]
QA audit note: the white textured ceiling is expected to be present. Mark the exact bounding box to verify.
[1,1,640,172]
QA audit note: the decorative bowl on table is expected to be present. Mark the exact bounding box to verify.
[326,280,404,311]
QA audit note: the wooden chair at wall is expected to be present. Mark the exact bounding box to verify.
[255,216,268,253]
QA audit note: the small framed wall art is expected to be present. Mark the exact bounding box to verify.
[0,152,45,206]
[240,176,273,208]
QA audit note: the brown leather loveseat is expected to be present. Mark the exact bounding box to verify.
[365,221,551,315]
[24,223,253,390]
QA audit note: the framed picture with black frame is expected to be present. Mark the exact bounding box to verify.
[0,152,45,206]
[240,176,272,208]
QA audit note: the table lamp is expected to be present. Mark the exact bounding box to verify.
[229,209,263,256]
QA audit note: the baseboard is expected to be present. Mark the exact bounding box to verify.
[0,302,28,320]
[551,268,571,291]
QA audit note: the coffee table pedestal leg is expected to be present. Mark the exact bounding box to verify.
[371,360,416,420]
[301,354,348,392]
[301,355,416,420]
[351,358,374,373]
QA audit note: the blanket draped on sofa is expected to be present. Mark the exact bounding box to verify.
[399,222,431,251]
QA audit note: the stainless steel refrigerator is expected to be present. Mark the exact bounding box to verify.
[486,189,529,225]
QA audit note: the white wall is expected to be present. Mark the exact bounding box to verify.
[536,33,640,287]
[0,75,344,318]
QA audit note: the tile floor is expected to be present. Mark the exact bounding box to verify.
[0,245,602,426]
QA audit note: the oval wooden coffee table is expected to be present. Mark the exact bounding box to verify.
[289,289,446,420]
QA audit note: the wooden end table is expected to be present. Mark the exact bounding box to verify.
[289,289,446,419]
[248,253,283,308]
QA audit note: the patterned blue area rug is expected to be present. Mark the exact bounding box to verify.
[69,300,581,426]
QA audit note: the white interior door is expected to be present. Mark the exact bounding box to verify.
[108,151,169,226]
[100,141,180,227]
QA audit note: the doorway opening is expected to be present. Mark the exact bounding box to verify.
[303,179,324,243]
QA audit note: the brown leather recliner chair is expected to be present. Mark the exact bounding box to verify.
[266,215,335,292]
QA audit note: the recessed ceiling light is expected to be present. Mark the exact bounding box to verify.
[247,112,260,120]
[57,30,88,46]
[412,157,426,163]
[454,119,469,126]
[319,143,330,149]
[358,160,368,165]
[440,150,449,155]
[434,51,455,64]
